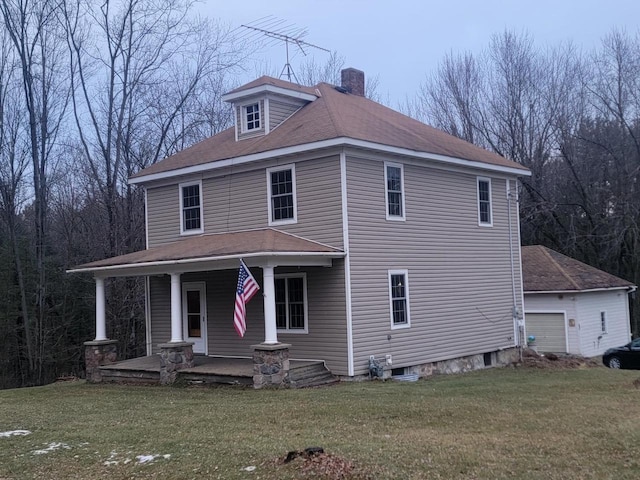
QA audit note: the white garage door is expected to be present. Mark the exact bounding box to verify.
[526,313,567,353]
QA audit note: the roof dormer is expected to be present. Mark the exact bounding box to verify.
[221,76,318,141]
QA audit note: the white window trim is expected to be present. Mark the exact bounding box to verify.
[477,176,493,227]
[600,311,608,334]
[275,273,308,334]
[388,269,411,330]
[266,163,298,226]
[384,161,406,221]
[240,101,262,134]
[179,180,203,235]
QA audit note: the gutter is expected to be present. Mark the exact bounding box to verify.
[524,286,636,295]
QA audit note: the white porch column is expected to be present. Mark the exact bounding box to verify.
[262,266,278,344]
[170,272,183,343]
[94,277,107,341]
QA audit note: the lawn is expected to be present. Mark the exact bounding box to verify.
[1,366,639,479]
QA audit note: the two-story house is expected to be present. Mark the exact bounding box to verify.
[70,68,531,387]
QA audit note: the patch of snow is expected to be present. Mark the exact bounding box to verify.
[136,454,170,464]
[32,442,71,455]
[0,430,31,438]
[103,451,119,466]
[103,451,171,466]
[243,465,256,472]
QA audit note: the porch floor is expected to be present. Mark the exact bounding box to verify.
[98,355,335,387]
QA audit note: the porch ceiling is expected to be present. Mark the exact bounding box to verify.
[67,228,345,277]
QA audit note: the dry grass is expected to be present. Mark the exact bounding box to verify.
[1,366,639,479]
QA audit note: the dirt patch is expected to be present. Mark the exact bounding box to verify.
[513,348,601,370]
[270,448,373,479]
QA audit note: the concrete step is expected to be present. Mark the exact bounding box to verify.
[289,362,338,388]
[289,362,329,379]
[99,368,160,385]
[178,372,253,386]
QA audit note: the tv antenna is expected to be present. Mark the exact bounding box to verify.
[240,16,330,84]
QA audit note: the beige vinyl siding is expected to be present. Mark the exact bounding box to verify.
[146,155,344,248]
[269,98,304,131]
[146,184,180,247]
[346,155,523,375]
[149,276,171,353]
[283,156,344,247]
[176,264,348,375]
[145,153,349,372]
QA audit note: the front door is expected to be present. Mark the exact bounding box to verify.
[182,282,207,354]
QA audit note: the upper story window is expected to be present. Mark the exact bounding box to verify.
[477,177,493,226]
[267,164,297,225]
[243,102,261,132]
[385,162,405,221]
[389,270,411,329]
[180,180,203,235]
[275,274,308,333]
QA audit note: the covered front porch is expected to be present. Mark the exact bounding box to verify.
[69,229,346,388]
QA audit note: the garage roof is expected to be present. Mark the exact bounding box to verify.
[521,245,635,293]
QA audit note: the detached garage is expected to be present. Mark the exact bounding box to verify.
[522,246,636,357]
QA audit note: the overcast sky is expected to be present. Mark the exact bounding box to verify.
[198,0,640,106]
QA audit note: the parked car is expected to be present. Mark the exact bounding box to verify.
[603,338,640,369]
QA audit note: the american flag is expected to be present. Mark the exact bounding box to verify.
[234,260,260,337]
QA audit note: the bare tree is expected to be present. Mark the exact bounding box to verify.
[0,28,30,386]
[61,0,246,356]
[417,28,640,336]
[0,0,70,383]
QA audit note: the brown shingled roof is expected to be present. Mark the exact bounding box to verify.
[132,78,529,180]
[72,229,343,271]
[521,245,634,292]
[223,75,319,97]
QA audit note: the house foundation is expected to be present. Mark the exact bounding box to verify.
[158,342,194,385]
[84,340,118,383]
[252,343,291,388]
[351,347,521,381]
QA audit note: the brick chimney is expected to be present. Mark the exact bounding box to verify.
[341,68,365,96]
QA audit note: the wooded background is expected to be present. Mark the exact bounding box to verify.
[0,0,637,389]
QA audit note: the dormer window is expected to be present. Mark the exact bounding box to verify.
[243,103,261,132]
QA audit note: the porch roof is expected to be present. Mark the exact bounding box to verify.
[67,228,345,277]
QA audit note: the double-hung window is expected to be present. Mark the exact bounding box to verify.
[477,177,492,226]
[385,162,405,220]
[275,274,308,333]
[389,270,410,329]
[180,180,203,234]
[243,102,261,132]
[267,165,297,225]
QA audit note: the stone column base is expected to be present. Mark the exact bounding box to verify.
[84,340,118,383]
[158,342,194,385]
[252,343,291,389]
